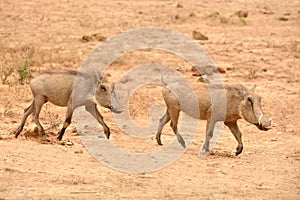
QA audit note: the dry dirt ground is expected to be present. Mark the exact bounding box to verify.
[0,0,300,199]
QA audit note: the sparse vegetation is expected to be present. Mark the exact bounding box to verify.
[207,11,220,20]
[245,68,259,79]
[189,12,196,17]
[0,61,13,84]
[18,61,30,85]
[207,10,249,25]
[112,57,126,66]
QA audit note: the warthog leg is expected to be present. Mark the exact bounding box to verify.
[32,96,47,138]
[201,117,216,155]
[225,121,243,156]
[168,109,186,148]
[85,103,110,139]
[156,112,170,145]
[57,104,73,141]
[15,102,34,138]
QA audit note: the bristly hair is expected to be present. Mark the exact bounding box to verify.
[42,70,93,79]
[207,83,247,98]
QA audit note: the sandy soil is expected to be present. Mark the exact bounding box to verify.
[0,0,299,199]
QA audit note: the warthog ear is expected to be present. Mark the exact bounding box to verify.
[249,84,257,92]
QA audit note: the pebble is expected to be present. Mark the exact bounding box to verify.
[235,10,248,18]
[192,31,208,40]
[278,16,288,21]
[74,150,83,154]
[65,140,73,146]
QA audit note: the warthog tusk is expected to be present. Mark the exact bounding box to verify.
[258,114,264,126]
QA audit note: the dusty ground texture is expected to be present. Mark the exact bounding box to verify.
[0,0,300,199]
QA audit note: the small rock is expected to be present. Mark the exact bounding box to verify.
[277,131,283,135]
[192,65,216,76]
[0,136,3,140]
[217,66,226,73]
[278,16,288,21]
[226,66,233,71]
[81,33,106,43]
[71,128,77,133]
[257,184,270,190]
[65,140,73,146]
[40,138,51,144]
[139,173,153,178]
[192,30,208,40]
[176,3,183,8]
[260,10,274,15]
[235,10,248,18]
[74,150,83,154]
[174,14,180,20]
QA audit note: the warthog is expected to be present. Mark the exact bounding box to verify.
[15,71,123,140]
[156,81,272,155]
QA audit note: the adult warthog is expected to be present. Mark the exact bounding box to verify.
[15,70,123,140]
[156,81,272,156]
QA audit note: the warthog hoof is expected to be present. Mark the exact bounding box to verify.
[235,146,243,156]
[156,136,163,145]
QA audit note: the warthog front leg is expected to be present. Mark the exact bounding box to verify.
[57,104,73,141]
[225,121,243,156]
[85,103,110,139]
[156,112,170,145]
[15,102,34,138]
[201,118,216,155]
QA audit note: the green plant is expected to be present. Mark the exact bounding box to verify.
[18,61,30,85]
[18,48,32,85]
[239,17,248,25]
[189,12,196,17]
[208,11,219,19]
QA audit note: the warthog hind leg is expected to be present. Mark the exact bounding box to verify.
[156,112,170,145]
[169,109,186,148]
[15,102,34,138]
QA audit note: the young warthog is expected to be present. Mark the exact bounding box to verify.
[15,71,123,140]
[156,82,272,155]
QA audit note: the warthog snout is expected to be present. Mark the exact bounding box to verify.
[255,114,272,131]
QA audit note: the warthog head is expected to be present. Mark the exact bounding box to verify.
[95,83,124,114]
[239,86,272,131]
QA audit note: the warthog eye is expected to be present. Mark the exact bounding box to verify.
[99,85,107,92]
[247,97,253,103]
